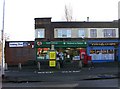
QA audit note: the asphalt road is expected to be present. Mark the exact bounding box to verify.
[1,62,120,89]
[2,79,119,89]
[2,67,119,89]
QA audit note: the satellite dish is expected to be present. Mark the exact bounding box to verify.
[81,35,85,39]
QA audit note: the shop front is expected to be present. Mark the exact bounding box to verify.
[87,40,119,62]
[35,41,87,61]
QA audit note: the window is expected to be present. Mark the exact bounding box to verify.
[58,29,71,38]
[36,29,45,38]
[90,29,97,38]
[78,29,85,38]
[103,29,116,37]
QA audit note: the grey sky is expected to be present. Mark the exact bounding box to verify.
[0,0,119,41]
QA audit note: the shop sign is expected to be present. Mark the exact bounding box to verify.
[9,42,28,47]
[89,42,118,46]
[9,42,24,47]
[36,41,87,46]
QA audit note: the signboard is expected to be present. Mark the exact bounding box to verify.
[49,51,56,67]
[89,42,118,46]
[9,42,24,47]
[9,42,28,47]
[49,51,56,59]
[35,41,87,48]
[49,60,56,67]
[37,41,87,45]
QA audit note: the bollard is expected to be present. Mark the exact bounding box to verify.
[78,60,82,69]
[5,63,8,70]
[38,62,41,71]
[18,63,22,70]
[56,62,60,69]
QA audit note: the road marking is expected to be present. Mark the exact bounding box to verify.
[38,70,81,74]
[38,71,54,74]
[62,70,81,73]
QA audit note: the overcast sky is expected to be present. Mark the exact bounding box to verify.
[0,0,120,41]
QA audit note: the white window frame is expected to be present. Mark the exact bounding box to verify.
[90,29,97,38]
[103,29,116,38]
[35,29,45,38]
[57,28,71,38]
[78,29,85,38]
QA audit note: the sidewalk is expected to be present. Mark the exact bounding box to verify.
[2,62,119,83]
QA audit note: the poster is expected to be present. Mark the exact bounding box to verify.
[49,51,56,59]
[49,60,56,67]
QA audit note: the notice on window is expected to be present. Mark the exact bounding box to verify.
[49,51,56,59]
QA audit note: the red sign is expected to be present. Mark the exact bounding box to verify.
[80,49,86,59]
[37,42,42,46]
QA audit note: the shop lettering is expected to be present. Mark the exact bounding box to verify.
[66,42,84,45]
[90,43,117,46]
[37,41,86,45]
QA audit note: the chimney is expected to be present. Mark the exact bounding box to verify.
[87,17,89,22]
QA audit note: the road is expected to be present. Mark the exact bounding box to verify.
[1,62,120,89]
[2,79,119,89]
[2,68,119,89]
[0,65,2,89]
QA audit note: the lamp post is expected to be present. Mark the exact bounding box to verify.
[1,0,5,78]
[118,2,120,61]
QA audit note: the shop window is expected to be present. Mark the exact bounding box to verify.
[37,48,50,60]
[90,49,114,61]
[108,49,114,54]
[102,50,107,54]
[90,50,96,54]
[96,50,101,54]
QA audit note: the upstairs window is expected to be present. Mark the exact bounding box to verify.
[35,29,45,38]
[103,29,116,37]
[78,29,85,38]
[90,29,97,38]
[58,29,71,38]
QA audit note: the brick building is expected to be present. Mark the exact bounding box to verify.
[35,18,119,62]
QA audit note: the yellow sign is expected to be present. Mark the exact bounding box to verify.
[49,51,56,59]
[49,60,56,67]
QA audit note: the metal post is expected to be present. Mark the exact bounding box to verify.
[78,60,82,69]
[5,63,8,70]
[37,62,41,70]
[18,63,22,70]
[118,19,120,61]
[56,62,60,69]
[118,2,120,61]
[1,0,5,78]
[51,44,55,50]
